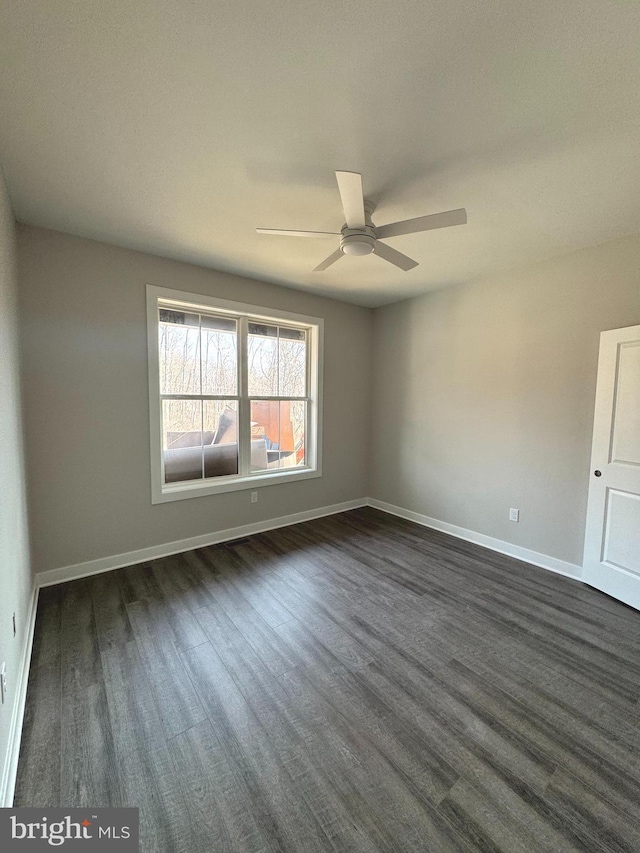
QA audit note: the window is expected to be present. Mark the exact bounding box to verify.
[147,285,322,503]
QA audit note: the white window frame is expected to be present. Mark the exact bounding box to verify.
[146,284,323,503]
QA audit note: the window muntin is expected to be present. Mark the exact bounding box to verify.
[148,287,321,501]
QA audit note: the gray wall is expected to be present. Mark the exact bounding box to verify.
[371,234,640,566]
[18,225,373,574]
[16,220,640,575]
[0,171,32,801]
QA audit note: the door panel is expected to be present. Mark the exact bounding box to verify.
[610,342,640,466]
[602,489,640,576]
[583,325,640,610]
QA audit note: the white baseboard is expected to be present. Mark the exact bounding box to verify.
[0,583,39,807]
[367,498,583,581]
[37,495,583,590]
[36,499,368,588]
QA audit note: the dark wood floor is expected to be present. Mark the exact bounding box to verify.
[15,508,640,852]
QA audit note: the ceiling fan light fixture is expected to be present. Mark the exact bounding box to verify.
[340,233,375,256]
[257,169,467,272]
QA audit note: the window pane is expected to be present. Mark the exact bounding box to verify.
[162,399,203,483]
[159,312,201,395]
[248,323,307,397]
[279,329,307,397]
[204,400,237,444]
[201,316,237,395]
[278,327,306,341]
[250,400,306,472]
[162,399,239,484]
[248,322,278,336]
[159,309,199,326]
[248,323,278,396]
[203,401,238,478]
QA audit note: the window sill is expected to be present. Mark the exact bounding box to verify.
[151,466,321,504]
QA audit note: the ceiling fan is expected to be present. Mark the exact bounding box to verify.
[257,170,467,272]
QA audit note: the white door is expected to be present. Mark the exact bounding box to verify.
[583,324,640,610]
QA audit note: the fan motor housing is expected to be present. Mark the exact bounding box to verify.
[340,226,376,256]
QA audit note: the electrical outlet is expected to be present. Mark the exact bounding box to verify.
[250,491,258,504]
[509,508,520,523]
[13,612,16,637]
[0,663,7,704]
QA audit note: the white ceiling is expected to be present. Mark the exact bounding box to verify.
[1,0,639,307]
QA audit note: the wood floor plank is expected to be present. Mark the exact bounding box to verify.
[101,641,200,852]
[193,605,391,852]
[461,636,640,751]
[90,571,134,651]
[126,599,207,739]
[274,615,355,676]
[354,661,585,853]
[257,526,422,611]
[209,543,295,628]
[181,641,336,853]
[366,652,558,796]
[154,551,220,612]
[258,572,376,672]
[447,608,640,711]
[28,585,61,670]
[144,560,209,651]
[14,586,63,805]
[439,777,544,853]
[194,554,299,677]
[475,588,640,682]
[14,661,61,806]
[447,656,640,824]
[279,658,460,809]
[196,598,467,853]
[169,719,279,853]
[182,545,285,624]
[16,507,640,851]
[117,561,163,604]
[59,579,119,807]
[280,689,473,853]
[542,767,640,853]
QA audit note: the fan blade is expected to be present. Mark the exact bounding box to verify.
[313,249,344,272]
[373,241,418,271]
[257,228,339,237]
[335,171,366,230]
[376,208,467,240]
